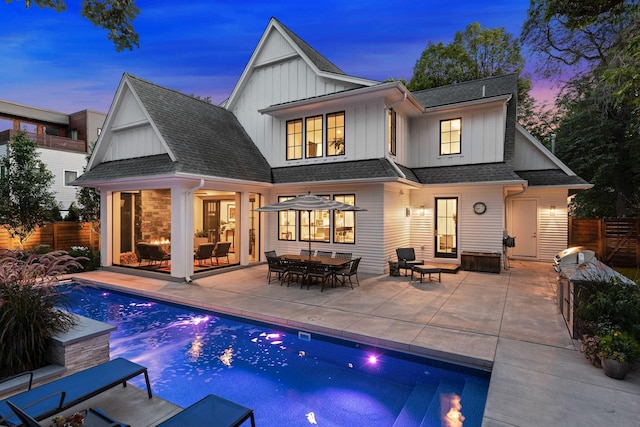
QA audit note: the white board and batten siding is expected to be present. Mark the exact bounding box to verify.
[101,87,166,162]
[407,102,505,169]
[510,187,569,262]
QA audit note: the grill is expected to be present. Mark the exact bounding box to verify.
[554,246,633,338]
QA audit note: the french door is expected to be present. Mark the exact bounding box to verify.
[435,197,458,258]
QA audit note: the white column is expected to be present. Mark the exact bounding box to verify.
[100,190,113,267]
[170,184,189,280]
[239,191,249,265]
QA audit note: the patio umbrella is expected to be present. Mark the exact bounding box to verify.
[255,192,367,256]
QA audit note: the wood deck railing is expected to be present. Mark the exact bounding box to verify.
[0,129,86,153]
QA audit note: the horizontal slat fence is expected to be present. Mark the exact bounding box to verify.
[0,222,99,252]
[569,218,640,267]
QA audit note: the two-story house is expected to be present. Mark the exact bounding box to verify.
[0,99,106,215]
[74,17,590,281]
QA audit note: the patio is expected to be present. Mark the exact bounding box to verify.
[56,260,638,426]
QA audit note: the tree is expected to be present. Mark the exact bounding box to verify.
[7,0,140,51]
[522,0,640,216]
[407,23,533,121]
[76,141,100,232]
[0,131,59,247]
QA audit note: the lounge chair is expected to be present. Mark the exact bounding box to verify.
[194,243,216,266]
[136,243,170,267]
[212,242,232,264]
[0,358,152,426]
[157,394,255,427]
[335,257,361,289]
[6,400,129,427]
[396,248,423,276]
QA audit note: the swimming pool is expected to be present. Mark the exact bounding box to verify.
[63,284,489,426]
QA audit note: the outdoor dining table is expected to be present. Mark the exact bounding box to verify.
[279,254,352,268]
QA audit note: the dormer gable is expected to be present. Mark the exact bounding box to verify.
[88,74,173,170]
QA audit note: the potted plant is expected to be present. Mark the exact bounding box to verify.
[194,229,208,249]
[597,330,640,379]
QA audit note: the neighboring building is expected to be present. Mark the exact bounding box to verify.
[74,18,591,280]
[0,100,106,215]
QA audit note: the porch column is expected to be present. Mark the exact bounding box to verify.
[100,190,113,267]
[239,192,249,265]
[170,183,190,280]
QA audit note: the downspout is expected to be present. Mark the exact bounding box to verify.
[384,90,407,179]
[184,179,205,283]
[503,183,528,236]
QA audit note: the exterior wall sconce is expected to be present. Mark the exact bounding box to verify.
[550,205,556,217]
[405,206,411,218]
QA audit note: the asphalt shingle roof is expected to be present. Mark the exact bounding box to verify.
[516,169,590,187]
[412,163,523,185]
[411,74,517,108]
[272,159,402,183]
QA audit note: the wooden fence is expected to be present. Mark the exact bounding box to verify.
[0,222,99,252]
[569,218,640,267]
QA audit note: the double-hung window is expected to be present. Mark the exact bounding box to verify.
[286,119,303,160]
[306,116,323,158]
[278,196,297,240]
[440,118,461,155]
[326,112,345,156]
[64,170,78,187]
[333,194,355,244]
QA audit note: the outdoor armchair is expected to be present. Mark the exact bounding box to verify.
[396,248,423,276]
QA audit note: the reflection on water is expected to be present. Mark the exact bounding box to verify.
[65,286,489,427]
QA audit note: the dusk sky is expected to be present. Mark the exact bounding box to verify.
[1,0,556,115]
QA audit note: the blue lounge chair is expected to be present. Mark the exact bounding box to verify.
[157,394,255,427]
[0,358,151,426]
[5,400,129,427]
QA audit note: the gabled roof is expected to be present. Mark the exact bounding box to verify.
[75,74,272,185]
[274,18,345,75]
[411,74,517,109]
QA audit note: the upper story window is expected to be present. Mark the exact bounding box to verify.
[286,119,303,160]
[64,170,78,187]
[326,112,345,156]
[388,109,396,155]
[440,118,461,155]
[306,116,323,158]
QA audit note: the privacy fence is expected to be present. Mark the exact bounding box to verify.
[0,222,99,252]
[569,218,640,267]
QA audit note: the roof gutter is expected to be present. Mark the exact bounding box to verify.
[384,90,408,179]
[184,179,205,283]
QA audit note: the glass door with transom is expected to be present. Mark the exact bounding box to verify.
[435,197,458,258]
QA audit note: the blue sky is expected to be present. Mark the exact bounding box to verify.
[1,0,553,114]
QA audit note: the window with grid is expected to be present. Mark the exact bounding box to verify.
[300,195,330,243]
[440,118,461,155]
[388,109,396,155]
[306,116,323,158]
[286,119,303,160]
[326,112,345,156]
[333,194,356,244]
[278,196,297,240]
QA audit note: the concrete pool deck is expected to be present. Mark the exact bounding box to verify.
[64,260,638,426]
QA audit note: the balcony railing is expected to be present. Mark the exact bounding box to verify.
[0,129,87,153]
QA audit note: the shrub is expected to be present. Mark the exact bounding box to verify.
[67,246,101,272]
[0,249,86,378]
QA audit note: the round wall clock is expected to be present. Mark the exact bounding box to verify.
[473,202,487,215]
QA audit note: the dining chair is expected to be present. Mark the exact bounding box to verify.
[264,250,277,258]
[266,256,288,284]
[334,252,352,259]
[335,257,361,289]
[316,250,333,258]
[304,261,333,291]
[300,249,314,257]
[283,259,307,287]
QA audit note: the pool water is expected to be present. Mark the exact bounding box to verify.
[63,284,489,426]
